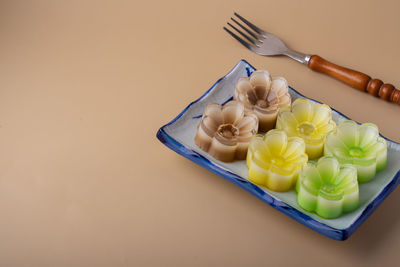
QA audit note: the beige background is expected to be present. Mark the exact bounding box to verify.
[1,0,400,266]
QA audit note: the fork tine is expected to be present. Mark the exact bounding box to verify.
[226,22,260,47]
[223,26,257,52]
[234,12,268,37]
[231,17,264,43]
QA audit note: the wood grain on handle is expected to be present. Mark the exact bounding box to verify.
[308,55,400,105]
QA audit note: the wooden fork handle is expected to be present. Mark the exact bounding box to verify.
[308,55,400,105]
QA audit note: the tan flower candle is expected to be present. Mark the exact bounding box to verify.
[194,101,258,162]
[234,70,291,132]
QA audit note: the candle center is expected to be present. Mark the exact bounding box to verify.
[349,147,363,157]
[256,99,269,108]
[297,122,315,136]
[217,124,239,139]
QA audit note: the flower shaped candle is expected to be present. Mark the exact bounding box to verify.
[296,156,359,219]
[276,98,336,160]
[234,70,291,132]
[194,101,258,162]
[324,120,387,183]
[247,129,308,192]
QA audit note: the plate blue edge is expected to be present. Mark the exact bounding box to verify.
[156,59,400,241]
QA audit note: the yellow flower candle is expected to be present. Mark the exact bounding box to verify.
[276,98,336,160]
[247,129,308,192]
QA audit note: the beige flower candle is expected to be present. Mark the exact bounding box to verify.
[234,70,291,132]
[194,101,258,162]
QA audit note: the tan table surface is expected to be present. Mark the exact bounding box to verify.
[1,0,400,266]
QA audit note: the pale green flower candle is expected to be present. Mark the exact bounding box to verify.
[324,120,387,183]
[296,156,359,219]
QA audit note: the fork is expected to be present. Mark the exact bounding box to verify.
[224,12,400,105]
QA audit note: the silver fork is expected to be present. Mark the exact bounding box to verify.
[223,12,400,105]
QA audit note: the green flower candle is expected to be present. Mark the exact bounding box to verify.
[324,120,387,183]
[296,156,359,219]
[276,98,336,160]
[247,129,308,192]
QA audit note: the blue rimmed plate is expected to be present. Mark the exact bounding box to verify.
[156,60,400,241]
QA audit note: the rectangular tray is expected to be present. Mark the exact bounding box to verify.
[156,60,400,240]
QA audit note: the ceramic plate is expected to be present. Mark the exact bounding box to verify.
[156,60,400,240]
